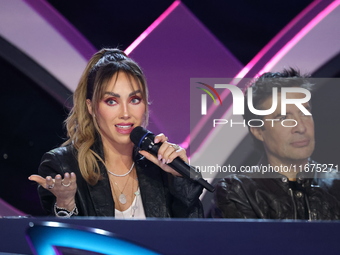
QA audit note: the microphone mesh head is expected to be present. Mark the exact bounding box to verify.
[130,126,150,147]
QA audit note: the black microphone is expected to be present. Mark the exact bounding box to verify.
[130,126,215,192]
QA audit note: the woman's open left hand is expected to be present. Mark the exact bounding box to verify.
[29,172,77,211]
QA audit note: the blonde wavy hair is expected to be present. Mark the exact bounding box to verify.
[62,48,149,185]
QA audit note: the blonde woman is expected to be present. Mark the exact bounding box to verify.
[29,49,203,218]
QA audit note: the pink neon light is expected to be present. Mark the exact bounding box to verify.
[125,1,180,55]
[260,0,340,74]
[181,81,235,150]
[184,0,339,152]
[182,1,323,149]
[234,0,321,79]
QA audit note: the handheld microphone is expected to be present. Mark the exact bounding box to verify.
[130,126,215,192]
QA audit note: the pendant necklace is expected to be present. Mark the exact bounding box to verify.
[113,177,130,205]
[117,186,128,204]
[131,189,140,217]
[109,162,135,205]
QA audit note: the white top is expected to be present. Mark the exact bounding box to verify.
[114,188,146,219]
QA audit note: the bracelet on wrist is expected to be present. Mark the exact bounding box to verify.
[54,203,78,218]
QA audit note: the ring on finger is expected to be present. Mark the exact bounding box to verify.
[61,179,71,187]
[47,184,54,189]
[172,144,180,151]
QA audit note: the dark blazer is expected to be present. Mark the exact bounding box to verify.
[37,140,203,218]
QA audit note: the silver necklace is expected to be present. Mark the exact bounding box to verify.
[107,162,135,177]
[113,180,130,205]
[120,188,140,218]
[131,189,140,217]
[109,162,135,204]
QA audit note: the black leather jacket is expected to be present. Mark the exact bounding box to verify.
[212,159,340,220]
[37,140,203,218]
